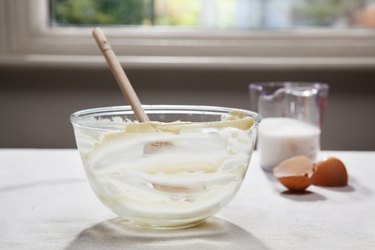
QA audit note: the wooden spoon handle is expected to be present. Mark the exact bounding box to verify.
[92,28,149,122]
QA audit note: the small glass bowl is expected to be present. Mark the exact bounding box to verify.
[70,105,261,229]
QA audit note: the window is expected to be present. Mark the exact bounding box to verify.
[1,0,375,69]
[50,0,375,29]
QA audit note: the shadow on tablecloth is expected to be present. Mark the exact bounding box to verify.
[66,217,270,250]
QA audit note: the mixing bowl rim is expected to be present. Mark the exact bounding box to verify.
[70,105,261,129]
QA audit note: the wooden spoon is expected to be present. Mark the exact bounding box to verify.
[92,28,171,152]
[92,27,149,122]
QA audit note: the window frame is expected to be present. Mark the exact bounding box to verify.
[1,0,375,69]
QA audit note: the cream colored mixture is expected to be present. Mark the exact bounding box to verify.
[75,114,255,227]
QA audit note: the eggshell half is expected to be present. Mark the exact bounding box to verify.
[312,157,348,187]
[273,155,314,192]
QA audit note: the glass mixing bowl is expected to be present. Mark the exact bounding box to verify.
[70,105,261,229]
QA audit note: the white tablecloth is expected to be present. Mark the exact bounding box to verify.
[0,149,374,250]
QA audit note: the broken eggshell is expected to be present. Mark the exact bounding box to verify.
[273,155,314,192]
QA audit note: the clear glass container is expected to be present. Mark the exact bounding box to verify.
[70,105,261,229]
[249,82,329,171]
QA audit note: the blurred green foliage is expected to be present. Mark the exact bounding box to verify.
[292,0,363,26]
[51,0,200,26]
[52,0,152,25]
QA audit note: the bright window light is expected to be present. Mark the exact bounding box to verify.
[50,0,375,29]
[2,0,375,68]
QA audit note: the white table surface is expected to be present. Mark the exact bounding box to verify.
[0,149,374,250]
